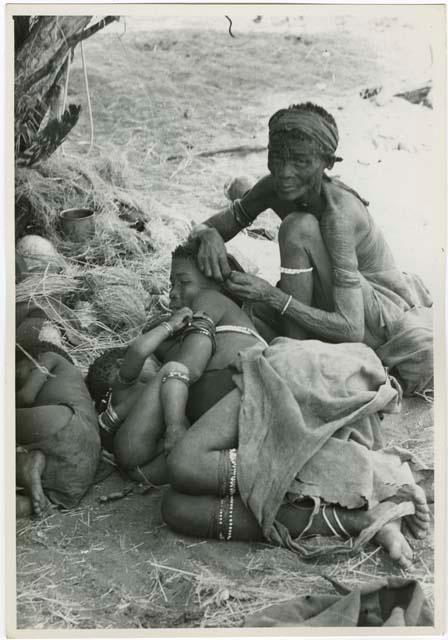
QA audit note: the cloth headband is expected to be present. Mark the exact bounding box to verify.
[269,109,339,157]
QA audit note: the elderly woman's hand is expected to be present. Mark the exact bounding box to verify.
[194,226,231,281]
[223,271,276,303]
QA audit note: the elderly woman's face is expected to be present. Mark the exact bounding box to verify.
[169,257,212,310]
[268,136,327,201]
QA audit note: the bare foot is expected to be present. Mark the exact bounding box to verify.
[17,450,48,517]
[394,484,430,540]
[336,485,428,568]
[374,519,414,569]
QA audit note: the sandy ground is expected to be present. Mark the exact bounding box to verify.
[15,11,439,630]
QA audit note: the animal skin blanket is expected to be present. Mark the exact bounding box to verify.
[244,577,433,627]
[232,338,421,551]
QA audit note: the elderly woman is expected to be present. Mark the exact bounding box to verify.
[189,102,433,397]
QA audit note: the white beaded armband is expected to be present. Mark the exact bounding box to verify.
[280,266,313,275]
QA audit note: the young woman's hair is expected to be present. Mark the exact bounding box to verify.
[15,340,74,365]
[86,347,127,410]
[172,243,245,273]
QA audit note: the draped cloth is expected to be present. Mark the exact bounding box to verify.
[231,338,423,552]
[244,577,433,627]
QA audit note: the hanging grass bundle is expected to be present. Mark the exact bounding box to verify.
[93,285,147,331]
[83,265,145,294]
[15,272,81,304]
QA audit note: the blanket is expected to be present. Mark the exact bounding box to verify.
[232,338,419,550]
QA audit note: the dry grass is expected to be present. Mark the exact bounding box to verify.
[16,496,434,629]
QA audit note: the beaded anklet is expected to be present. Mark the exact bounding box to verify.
[216,448,238,541]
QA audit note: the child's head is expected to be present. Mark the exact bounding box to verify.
[86,348,160,410]
[170,243,244,310]
[16,341,73,387]
[86,347,126,411]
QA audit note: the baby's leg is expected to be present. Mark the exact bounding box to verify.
[167,389,240,495]
[16,450,48,517]
[114,362,188,474]
[126,447,169,487]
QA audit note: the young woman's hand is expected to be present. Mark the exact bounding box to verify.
[167,307,193,333]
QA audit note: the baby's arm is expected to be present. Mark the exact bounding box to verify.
[16,353,60,408]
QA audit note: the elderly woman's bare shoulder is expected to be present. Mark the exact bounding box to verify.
[323,178,369,225]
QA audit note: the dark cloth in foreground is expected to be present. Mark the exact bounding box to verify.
[244,578,433,627]
[232,338,419,551]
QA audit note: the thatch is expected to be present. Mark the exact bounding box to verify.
[15,153,190,370]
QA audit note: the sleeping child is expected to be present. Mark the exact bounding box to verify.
[16,342,101,517]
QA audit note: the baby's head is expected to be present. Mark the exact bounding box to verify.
[86,347,127,411]
[16,341,73,388]
[86,348,160,411]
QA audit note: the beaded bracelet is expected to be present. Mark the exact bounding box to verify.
[161,371,190,387]
[160,321,174,337]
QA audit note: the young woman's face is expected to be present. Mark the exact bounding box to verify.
[169,257,213,310]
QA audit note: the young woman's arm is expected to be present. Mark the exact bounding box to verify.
[116,308,193,386]
[171,291,228,382]
[160,291,227,452]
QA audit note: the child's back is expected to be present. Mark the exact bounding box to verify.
[16,351,100,510]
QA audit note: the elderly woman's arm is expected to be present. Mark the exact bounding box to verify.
[190,177,273,280]
[225,186,366,343]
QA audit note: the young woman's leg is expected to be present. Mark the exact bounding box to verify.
[166,388,241,495]
[166,386,430,569]
[162,487,429,569]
